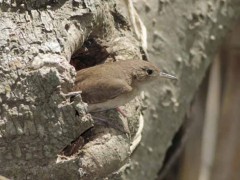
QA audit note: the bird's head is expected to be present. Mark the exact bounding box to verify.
[132,61,177,84]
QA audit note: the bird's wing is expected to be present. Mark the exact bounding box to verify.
[77,78,132,104]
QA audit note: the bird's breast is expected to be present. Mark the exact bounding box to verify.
[87,88,139,112]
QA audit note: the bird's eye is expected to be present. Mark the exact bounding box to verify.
[146,69,153,75]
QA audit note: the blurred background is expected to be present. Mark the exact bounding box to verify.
[157,20,240,180]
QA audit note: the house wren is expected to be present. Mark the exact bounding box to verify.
[73,60,177,112]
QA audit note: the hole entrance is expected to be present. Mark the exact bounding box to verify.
[70,37,111,71]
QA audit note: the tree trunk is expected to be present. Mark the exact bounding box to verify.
[0,0,239,179]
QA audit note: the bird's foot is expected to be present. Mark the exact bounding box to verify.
[91,115,130,135]
[116,107,129,118]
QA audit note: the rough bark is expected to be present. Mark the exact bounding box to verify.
[0,0,240,179]
[0,0,141,179]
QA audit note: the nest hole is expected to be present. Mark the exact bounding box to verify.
[62,38,112,156]
[70,37,112,71]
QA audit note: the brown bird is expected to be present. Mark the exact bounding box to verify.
[72,60,177,112]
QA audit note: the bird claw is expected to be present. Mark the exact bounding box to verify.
[116,107,129,118]
[91,115,130,135]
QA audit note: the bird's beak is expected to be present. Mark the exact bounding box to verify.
[159,72,178,80]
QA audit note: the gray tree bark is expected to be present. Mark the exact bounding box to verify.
[123,0,240,180]
[0,0,239,179]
